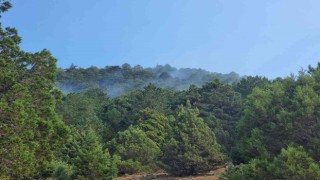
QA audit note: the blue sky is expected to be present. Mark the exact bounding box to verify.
[2,0,320,78]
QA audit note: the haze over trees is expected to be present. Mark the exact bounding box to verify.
[56,64,241,97]
[3,1,320,179]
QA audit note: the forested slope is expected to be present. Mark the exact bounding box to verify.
[56,64,240,97]
[2,1,320,179]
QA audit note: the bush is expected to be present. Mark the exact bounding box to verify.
[52,161,73,180]
[220,159,269,180]
[116,159,150,175]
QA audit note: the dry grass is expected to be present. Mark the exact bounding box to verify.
[115,167,226,180]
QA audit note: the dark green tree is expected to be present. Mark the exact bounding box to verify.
[177,79,242,155]
[56,91,107,138]
[237,65,320,162]
[102,95,134,137]
[161,101,224,176]
[102,85,177,138]
[131,84,176,114]
[234,76,270,99]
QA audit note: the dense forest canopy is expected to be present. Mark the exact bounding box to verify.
[3,1,320,179]
[56,64,241,97]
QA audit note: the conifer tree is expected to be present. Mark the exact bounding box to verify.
[108,126,160,174]
[161,101,224,176]
[66,128,117,180]
[0,1,68,178]
[136,108,172,147]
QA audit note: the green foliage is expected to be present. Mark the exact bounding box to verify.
[0,0,11,15]
[270,146,320,179]
[234,76,270,99]
[176,79,243,156]
[6,1,320,179]
[53,167,69,180]
[61,128,117,180]
[161,101,224,176]
[237,66,320,163]
[221,146,320,180]
[108,126,160,174]
[102,85,177,138]
[237,128,269,162]
[0,3,69,178]
[56,90,107,138]
[220,159,270,180]
[52,161,73,180]
[136,108,172,146]
[56,64,240,97]
[130,84,175,114]
[116,159,149,175]
[102,95,133,137]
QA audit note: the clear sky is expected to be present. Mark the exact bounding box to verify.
[2,0,320,78]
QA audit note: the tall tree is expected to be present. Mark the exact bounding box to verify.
[61,128,117,180]
[0,1,68,178]
[136,108,172,147]
[161,101,224,176]
[177,80,242,155]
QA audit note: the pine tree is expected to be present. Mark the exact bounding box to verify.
[108,126,161,174]
[161,101,224,176]
[0,1,69,178]
[136,108,171,146]
[237,67,320,162]
[63,128,117,180]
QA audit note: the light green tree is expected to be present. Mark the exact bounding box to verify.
[221,146,320,180]
[108,126,161,174]
[136,108,172,147]
[62,128,117,180]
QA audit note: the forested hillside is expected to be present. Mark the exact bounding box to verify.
[56,64,240,97]
[2,1,320,179]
